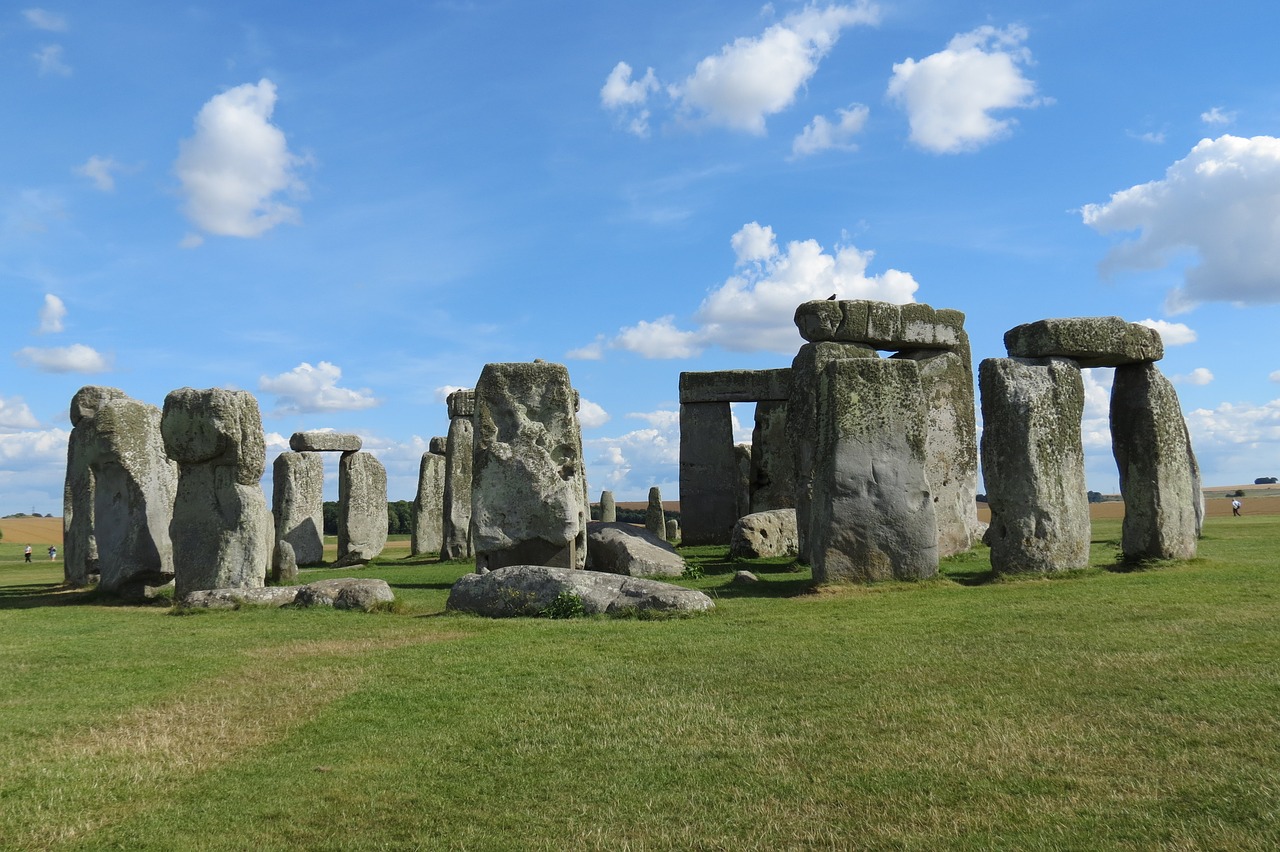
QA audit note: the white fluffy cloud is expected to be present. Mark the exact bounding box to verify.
[602,3,878,137]
[1185,398,1280,485]
[609,222,918,357]
[33,44,70,76]
[565,336,606,361]
[1174,367,1214,386]
[74,155,123,192]
[175,79,307,239]
[37,293,65,333]
[433,385,466,403]
[23,9,67,31]
[1135,318,1196,346]
[792,103,869,157]
[1201,106,1235,126]
[258,361,378,414]
[887,24,1043,153]
[577,398,610,429]
[1270,370,1280,383]
[15,344,109,373]
[1082,135,1280,312]
[583,410,681,497]
[0,397,40,430]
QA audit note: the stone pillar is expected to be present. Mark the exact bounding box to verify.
[63,386,129,586]
[472,362,588,571]
[645,486,665,538]
[441,389,475,560]
[811,358,938,583]
[411,439,447,556]
[734,444,752,520]
[749,401,795,513]
[272,451,324,581]
[599,490,616,523]
[161,388,272,598]
[665,518,680,543]
[1111,363,1199,561]
[337,450,388,567]
[979,357,1089,574]
[678,402,737,546]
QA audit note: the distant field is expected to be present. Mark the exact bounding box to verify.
[0,516,62,547]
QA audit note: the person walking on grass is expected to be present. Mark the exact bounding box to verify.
[24,545,32,562]
[47,545,56,561]
[1232,498,1242,517]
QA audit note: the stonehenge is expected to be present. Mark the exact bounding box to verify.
[599,490,616,523]
[645,486,665,538]
[440,388,475,560]
[336,450,389,567]
[411,438,447,556]
[272,450,324,582]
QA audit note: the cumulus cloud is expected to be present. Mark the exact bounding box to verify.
[15,343,109,373]
[1082,135,1280,312]
[433,385,466,403]
[23,8,66,31]
[1270,371,1280,383]
[1174,367,1214,386]
[0,397,40,430]
[603,2,878,137]
[1184,398,1280,485]
[33,44,70,76]
[258,361,378,414]
[1201,107,1235,126]
[609,222,918,357]
[175,79,307,239]
[37,293,65,334]
[565,336,606,361]
[583,410,681,497]
[577,398,610,429]
[74,155,123,191]
[1135,318,1196,346]
[792,103,869,157]
[887,24,1043,153]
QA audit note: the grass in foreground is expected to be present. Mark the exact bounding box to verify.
[0,517,1277,849]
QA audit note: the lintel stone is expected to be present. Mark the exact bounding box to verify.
[794,300,966,350]
[1003,317,1163,367]
[679,369,792,403]
[290,430,362,453]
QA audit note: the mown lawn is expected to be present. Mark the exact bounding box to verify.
[0,517,1276,850]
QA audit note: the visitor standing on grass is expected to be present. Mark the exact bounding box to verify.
[48,545,56,560]
[1232,499,1242,516]
[24,545,32,562]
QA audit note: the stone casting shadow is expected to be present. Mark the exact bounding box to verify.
[0,582,170,611]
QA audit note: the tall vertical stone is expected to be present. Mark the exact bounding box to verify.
[749,401,795,513]
[441,388,475,560]
[1111,363,1200,561]
[665,518,680,543]
[162,388,272,598]
[64,386,129,586]
[678,402,737,545]
[979,357,1090,574]
[734,444,752,521]
[272,451,324,581]
[645,486,665,537]
[412,441,447,556]
[472,362,588,571]
[337,450,388,566]
[599,490,616,523]
[811,358,938,583]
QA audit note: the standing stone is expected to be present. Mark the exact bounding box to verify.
[678,402,738,545]
[64,386,129,586]
[1111,363,1200,561]
[272,451,324,581]
[645,486,665,538]
[162,388,272,598]
[734,444,752,520]
[979,357,1090,574]
[811,358,938,583]
[749,401,795,513]
[665,518,680,543]
[441,389,475,560]
[599,490,616,523]
[472,361,588,571]
[337,450,388,567]
[411,446,446,556]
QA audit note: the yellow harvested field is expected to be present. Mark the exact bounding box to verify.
[0,516,63,546]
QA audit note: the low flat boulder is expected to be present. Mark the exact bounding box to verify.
[179,578,393,612]
[289,430,363,453]
[586,521,685,578]
[446,565,714,617]
[730,508,799,559]
[1003,317,1163,367]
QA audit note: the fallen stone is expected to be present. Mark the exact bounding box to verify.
[732,570,759,585]
[1003,317,1163,367]
[289,430,363,453]
[446,565,714,617]
[179,578,394,612]
[586,521,686,578]
[730,509,798,559]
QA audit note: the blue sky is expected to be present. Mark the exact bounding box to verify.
[5,1,1280,513]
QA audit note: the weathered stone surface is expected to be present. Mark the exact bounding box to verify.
[446,565,714,616]
[289,430,362,453]
[812,358,938,582]
[472,362,588,571]
[749,400,795,513]
[734,444,752,521]
[678,369,792,403]
[599,490,616,523]
[162,388,271,597]
[786,341,878,563]
[179,578,394,612]
[411,451,446,555]
[272,452,324,577]
[730,508,799,559]
[440,407,474,560]
[586,521,686,578]
[979,357,1090,574]
[337,451,388,566]
[64,385,136,586]
[1003,317,1163,367]
[665,518,679,542]
[447,387,475,419]
[645,486,666,538]
[795,300,967,351]
[1111,363,1200,561]
[732,570,759,585]
[679,402,737,545]
[428,436,448,455]
[891,347,981,557]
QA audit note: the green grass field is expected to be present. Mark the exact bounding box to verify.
[0,518,1277,850]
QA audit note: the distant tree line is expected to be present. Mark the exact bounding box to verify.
[322,501,416,536]
[1254,477,1277,485]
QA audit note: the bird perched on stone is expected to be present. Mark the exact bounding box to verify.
[826,293,837,300]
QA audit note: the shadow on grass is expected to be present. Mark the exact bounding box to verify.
[0,583,170,610]
[708,577,816,599]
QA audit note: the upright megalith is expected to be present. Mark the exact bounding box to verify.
[336,451,388,566]
[272,451,324,581]
[162,388,272,598]
[979,357,1090,574]
[749,401,795,513]
[599,490,616,523]
[64,385,130,586]
[1111,363,1200,561]
[412,439,447,556]
[441,388,475,560]
[645,486,665,538]
[471,361,588,571]
[811,358,938,583]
